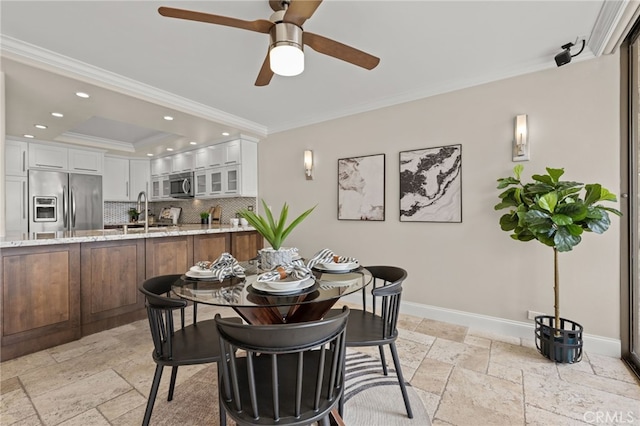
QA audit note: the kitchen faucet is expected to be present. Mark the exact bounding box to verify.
[137,191,148,233]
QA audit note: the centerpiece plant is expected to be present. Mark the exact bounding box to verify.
[495,165,621,361]
[239,199,316,250]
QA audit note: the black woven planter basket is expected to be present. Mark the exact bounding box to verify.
[534,315,583,364]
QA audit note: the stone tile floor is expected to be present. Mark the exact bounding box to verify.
[1,303,639,426]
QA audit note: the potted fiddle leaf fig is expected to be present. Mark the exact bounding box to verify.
[239,200,316,269]
[495,165,621,363]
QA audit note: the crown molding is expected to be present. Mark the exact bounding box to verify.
[56,132,136,152]
[589,0,640,56]
[0,35,268,138]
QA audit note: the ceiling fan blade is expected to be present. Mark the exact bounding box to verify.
[158,6,273,34]
[283,0,323,27]
[255,53,274,87]
[303,32,380,70]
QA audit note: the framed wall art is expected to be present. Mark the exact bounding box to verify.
[338,154,385,221]
[399,144,462,222]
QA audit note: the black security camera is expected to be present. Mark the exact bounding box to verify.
[554,40,585,67]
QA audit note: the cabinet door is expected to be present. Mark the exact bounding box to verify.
[29,143,68,170]
[195,148,209,170]
[209,145,224,167]
[129,159,150,200]
[151,157,171,176]
[1,244,81,361]
[224,140,241,165]
[231,231,263,261]
[224,166,240,195]
[103,157,130,201]
[193,233,230,263]
[68,149,104,174]
[195,170,208,196]
[146,236,194,277]
[209,168,223,196]
[171,152,195,173]
[80,239,146,335]
[5,176,28,233]
[151,178,161,199]
[5,140,27,176]
[161,177,171,198]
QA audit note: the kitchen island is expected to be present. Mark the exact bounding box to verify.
[0,225,263,361]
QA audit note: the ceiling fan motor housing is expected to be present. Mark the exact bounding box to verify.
[270,22,303,51]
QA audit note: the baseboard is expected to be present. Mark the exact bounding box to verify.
[340,294,621,358]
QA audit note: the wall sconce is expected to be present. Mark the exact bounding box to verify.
[304,150,313,180]
[513,114,530,162]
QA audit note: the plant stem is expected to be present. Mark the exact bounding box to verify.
[554,247,560,337]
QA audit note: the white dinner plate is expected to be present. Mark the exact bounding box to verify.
[313,262,360,272]
[317,274,360,287]
[185,270,216,279]
[257,273,309,290]
[190,265,213,275]
[252,277,315,294]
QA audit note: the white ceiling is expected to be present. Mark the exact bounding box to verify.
[0,1,626,158]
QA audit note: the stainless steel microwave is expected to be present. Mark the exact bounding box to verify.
[169,172,194,198]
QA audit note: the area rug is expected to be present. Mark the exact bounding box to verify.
[150,351,431,425]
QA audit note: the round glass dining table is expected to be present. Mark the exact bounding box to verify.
[172,260,372,325]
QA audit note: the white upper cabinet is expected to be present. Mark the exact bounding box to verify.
[27,143,103,174]
[103,157,130,201]
[5,140,28,176]
[29,143,68,170]
[224,139,242,165]
[196,139,257,199]
[68,148,104,174]
[150,156,171,176]
[129,159,150,199]
[171,152,195,173]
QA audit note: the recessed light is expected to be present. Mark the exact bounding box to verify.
[222,132,230,136]
[146,153,153,157]
[34,124,48,129]
[189,141,197,145]
[75,91,90,98]
[23,134,35,138]
[166,148,174,152]
[51,112,64,118]
[163,115,174,121]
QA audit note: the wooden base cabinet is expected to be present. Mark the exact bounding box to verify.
[193,233,230,262]
[0,244,81,361]
[231,231,263,261]
[146,236,194,277]
[80,239,146,336]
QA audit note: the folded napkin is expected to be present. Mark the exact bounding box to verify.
[258,263,311,282]
[306,248,358,269]
[196,252,245,282]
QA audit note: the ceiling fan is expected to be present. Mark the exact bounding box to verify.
[158,0,380,86]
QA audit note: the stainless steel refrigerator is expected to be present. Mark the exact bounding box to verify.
[28,170,103,233]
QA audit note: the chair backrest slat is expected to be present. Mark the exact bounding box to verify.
[216,307,349,424]
[363,266,408,341]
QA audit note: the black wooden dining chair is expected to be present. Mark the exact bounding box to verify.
[215,307,350,426]
[139,274,241,426]
[333,265,413,418]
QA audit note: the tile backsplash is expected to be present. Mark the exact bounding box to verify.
[104,197,257,225]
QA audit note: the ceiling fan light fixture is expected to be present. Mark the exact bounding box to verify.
[269,22,304,76]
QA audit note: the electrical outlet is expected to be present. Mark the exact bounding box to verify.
[527,310,545,320]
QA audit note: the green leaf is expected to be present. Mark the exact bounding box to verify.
[497,177,520,189]
[532,174,554,185]
[551,214,572,226]
[556,202,588,222]
[499,213,518,231]
[513,164,524,180]
[538,192,557,213]
[584,183,602,206]
[600,187,618,202]
[554,226,581,252]
[585,211,611,234]
[546,168,565,183]
[566,223,584,236]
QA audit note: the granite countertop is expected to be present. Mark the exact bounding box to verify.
[0,224,256,248]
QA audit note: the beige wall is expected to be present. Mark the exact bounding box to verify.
[258,53,622,341]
